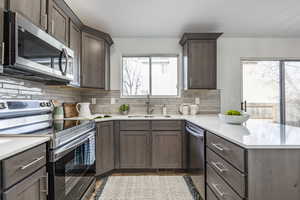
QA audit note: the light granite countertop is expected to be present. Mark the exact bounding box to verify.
[67,114,300,149]
[0,136,50,160]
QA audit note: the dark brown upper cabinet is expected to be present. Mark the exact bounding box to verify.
[180,33,223,89]
[5,0,114,88]
[81,27,113,89]
[69,20,81,87]
[7,0,48,31]
[48,0,69,45]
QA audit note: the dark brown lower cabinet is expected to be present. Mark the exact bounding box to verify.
[3,167,47,200]
[119,131,151,169]
[96,121,114,176]
[152,131,182,168]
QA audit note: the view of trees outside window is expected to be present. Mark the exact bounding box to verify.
[151,57,178,95]
[122,57,150,96]
[243,61,280,123]
[243,60,300,127]
[122,56,178,96]
[285,62,300,127]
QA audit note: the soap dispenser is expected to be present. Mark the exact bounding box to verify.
[162,104,167,116]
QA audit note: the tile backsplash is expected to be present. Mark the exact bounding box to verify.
[0,76,82,103]
[81,90,220,115]
[0,76,220,115]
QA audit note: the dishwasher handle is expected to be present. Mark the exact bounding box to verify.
[186,126,204,138]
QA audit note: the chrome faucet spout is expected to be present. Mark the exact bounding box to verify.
[145,95,153,114]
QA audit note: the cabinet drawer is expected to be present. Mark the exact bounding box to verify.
[120,121,150,130]
[207,185,219,200]
[206,148,246,197]
[207,165,242,200]
[3,167,47,200]
[2,144,46,189]
[151,120,182,131]
[98,121,113,127]
[206,132,245,172]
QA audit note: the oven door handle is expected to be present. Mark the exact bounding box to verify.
[53,130,95,161]
[186,126,204,138]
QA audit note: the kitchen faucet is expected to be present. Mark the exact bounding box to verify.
[145,95,154,115]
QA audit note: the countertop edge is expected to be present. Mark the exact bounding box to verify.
[0,137,50,161]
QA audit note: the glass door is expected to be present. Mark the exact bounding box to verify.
[284,61,300,127]
[242,61,281,123]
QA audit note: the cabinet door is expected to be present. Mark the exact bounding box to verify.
[69,20,81,86]
[3,167,47,200]
[188,40,217,89]
[8,0,47,30]
[49,1,69,44]
[152,131,182,168]
[96,122,114,176]
[120,131,151,169]
[81,32,106,89]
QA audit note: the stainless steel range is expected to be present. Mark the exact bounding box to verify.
[0,100,96,200]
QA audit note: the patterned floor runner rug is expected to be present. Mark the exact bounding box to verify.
[95,176,201,200]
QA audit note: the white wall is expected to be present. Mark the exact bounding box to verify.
[110,38,182,90]
[109,37,300,112]
[218,37,300,112]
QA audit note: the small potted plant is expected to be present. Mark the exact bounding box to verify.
[119,104,129,115]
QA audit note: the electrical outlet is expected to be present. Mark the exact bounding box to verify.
[91,98,97,105]
[195,97,200,105]
[111,98,116,104]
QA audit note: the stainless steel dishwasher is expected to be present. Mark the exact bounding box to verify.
[186,121,205,199]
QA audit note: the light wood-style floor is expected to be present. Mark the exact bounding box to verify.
[88,171,190,200]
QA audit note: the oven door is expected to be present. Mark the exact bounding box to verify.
[49,131,96,200]
[3,11,74,83]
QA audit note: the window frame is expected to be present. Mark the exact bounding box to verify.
[241,58,300,125]
[121,54,180,98]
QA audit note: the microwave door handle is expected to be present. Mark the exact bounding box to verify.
[59,48,68,75]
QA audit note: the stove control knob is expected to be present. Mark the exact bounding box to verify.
[0,103,6,109]
[46,102,52,107]
[40,102,46,107]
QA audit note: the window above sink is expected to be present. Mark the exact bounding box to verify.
[121,56,179,98]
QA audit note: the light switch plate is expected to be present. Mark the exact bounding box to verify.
[111,98,116,104]
[195,97,200,105]
[91,98,97,105]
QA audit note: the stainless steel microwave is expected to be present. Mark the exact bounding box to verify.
[2,11,74,84]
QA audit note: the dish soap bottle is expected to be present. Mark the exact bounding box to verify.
[162,104,167,116]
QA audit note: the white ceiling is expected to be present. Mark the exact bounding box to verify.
[65,0,300,38]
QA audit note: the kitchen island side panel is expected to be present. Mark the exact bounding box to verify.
[248,149,300,200]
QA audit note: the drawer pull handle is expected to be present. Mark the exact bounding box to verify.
[212,183,225,197]
[211,143,226,151]
[211,162,228,173]
[20,156,45,170]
